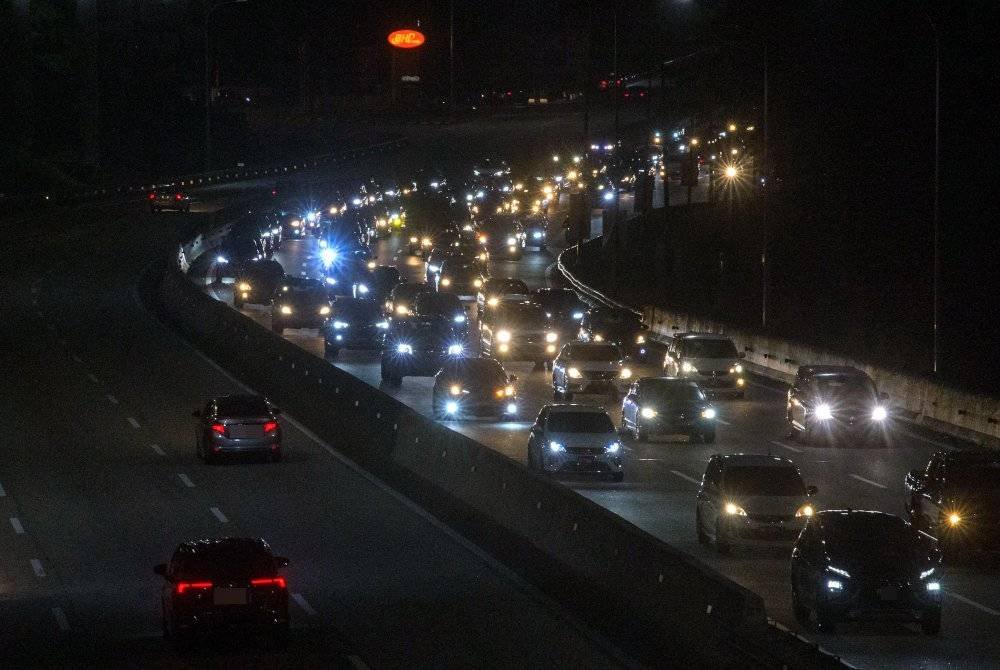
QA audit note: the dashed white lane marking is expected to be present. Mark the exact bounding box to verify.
[10,517,25,534]
[348,655,371,670]
[127,417,141,429]
[670,470,702,485]
[771,440,802,453]
[177,473,195,488]
[87,374,99,384]
[291,592,316,615]
[52,607,70,631]
[106,394,119,405]
[30,558,46,577]
[150,444,166,456]
[946,590,1000,616]
[209,507,229,523]
[849,473,887,489]
[0,482,5,497]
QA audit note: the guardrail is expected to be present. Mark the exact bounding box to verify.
[148,199,849,669]
[556,244,642,318]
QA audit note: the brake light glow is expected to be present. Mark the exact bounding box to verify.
[263,421,279,433]
[250,577,286,589]
[175,193,183,200]
[148,192,156,200]
[175,581,213,594]
[210,423,227,435]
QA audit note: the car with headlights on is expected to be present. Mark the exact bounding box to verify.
[620,377,717,443]
[432,357,518,421]
[154,537,289,647]
[480,300,560,369]
[551,342,631,400]
[578,309,652,362]
[414,291,469,340]
[476,217,525,260]
[148,188,192,213]
[527,405,624,482]
[786,365,891,444]
[380,316,465,386]
[477,277,530,310]
[436,258,486,299]
[407,233,435,256]
[905,450,1000,554]
[233,259,284,309]
[323,297,389,359]
[697,454,817,554]
[791,510,942,634]
[522,214,549,250]
[362,265,403,306]
[663,332,746,398]
[269,277,331,334]
[385,281,432,319]
[531,288,588,332]
[193,394,283,463]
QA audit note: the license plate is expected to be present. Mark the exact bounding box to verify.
[877,586,900,602]
[213,587,248,606]
[578,456,595,463]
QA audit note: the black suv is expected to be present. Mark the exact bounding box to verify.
[414,291,469,340]
[324,297,388,358]
[381,317,465,385]
[270,278,331,334]
[791,510,942,634]
[905,450,1000,553]
[578,309,651,362]
[786,365,891,444]
[531,288,587,332]
[154,537,290,646]
[234,259,284,308]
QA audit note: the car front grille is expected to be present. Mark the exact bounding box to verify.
[567,447,605,455]
[582,370,617,381]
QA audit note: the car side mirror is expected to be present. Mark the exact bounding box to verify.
[191,410,202,418]
[806,485,818,496]
[274,556,290,568]
[154,563,169,578]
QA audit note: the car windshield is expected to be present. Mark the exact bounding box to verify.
[814,374,875,396]
[495,304,546,327]
[723,466,805,496]
[335,300,381,320]
[393,284,429,300]
[548,412,615,433]
[642,381,705,402]
[444,359,507,385]
[679,338,738,359]
[487,280,528,294]
[416,293,462,315]
[216,396,269,417]
[566,344,622,361]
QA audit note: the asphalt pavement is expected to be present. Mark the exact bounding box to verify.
[199,221,1000,670]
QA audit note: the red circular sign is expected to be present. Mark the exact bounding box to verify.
[387,29,425,49]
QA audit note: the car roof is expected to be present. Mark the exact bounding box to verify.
[798,365,864,377]
[673,332,733,341]
[545,404,610,415]
[715,454,797,468]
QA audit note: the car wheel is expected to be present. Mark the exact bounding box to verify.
[696,508,710,544]
[702,429,717,444]
[921,606,942,635]
[609,472,624,483]
[715,519,731,555]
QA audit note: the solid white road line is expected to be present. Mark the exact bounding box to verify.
[150,444,166,456]
[209,506,229,523]
[127,417,141,429]
[30,558,45,577]
[52,607,71,631]
[291,592,317,616]
[670,470,702,486]
[106,394,119,405]
[771,440,803,453]
[177,473,195,488]
[946,590,1000,616]
[849,473,888,489]
[10,517,25,534]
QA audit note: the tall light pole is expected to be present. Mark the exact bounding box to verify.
[205,0,247,172]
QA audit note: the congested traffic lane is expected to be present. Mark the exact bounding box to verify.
[202,228,1000,668]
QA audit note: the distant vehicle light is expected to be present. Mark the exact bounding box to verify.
[815,404,834,420]
[280,305,292,315]
[701,408,717,420]
[872,406,888,421]
[453,314,466,324]
[549,441,565,452]
[640,407,657,419]
[506,402,517,415]
[356,283,369,294]
[396,343,413,354]
[447,344,464,355]
[496,330,512,343]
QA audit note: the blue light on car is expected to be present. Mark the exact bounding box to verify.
[216,255,228,264]
[397,343,413,354]
[603,191,615,202]
[376,320,389,329]
[548,441,565,453]
[453,314,466,324]
[445,401,459,414]
[333,321,349,330]
[572,312,584,320]
[606,441,622,454]
[320,248,338,266]
[326,277,337,285]
[356,283,369,294]
[506,402,517,415]
[532,231,543,239]
[447,344,464,355]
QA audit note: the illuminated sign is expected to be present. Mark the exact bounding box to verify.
[387,29,425,49]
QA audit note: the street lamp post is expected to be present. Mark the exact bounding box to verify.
[204,0,247,172]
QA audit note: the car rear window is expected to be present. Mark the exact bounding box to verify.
[216,396,269,417]
[179,546,274,581]
[548,412,615,433]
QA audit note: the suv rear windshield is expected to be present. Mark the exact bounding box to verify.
[547,412,615,433]
[678,338,738,359]
[216,396,269,417]
[723,466,805,496]
[565,344,622,361]
[495,304,546,327]
[813,374,875,395]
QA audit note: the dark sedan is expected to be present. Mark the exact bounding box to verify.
[620,377,717,443]
[233,259,284,308]
[432,357,518,421]
[193,395,283,463]
[154,537,289,647]
[324,298,389,358]
[270,277,331,333]
[786,365,891,445]
[791,510,942,634]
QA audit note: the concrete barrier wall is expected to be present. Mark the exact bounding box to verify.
[149,247,849,668]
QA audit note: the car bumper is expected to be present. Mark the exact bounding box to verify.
[439,397,517,419]
[543,451,623,476]
[821,588,940,621]
[565,376,629,394]
[805,419,891,441]
[210,437,281,454]
[640,417,714,436]
[719,516,806,545]
[172,604,289,634]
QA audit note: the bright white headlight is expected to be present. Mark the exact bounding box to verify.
[872,406,888,421]
[815,404,834,420]
[548,441,565,453]
[681,361,696,373]
[701,408,717,420]
[448,344,464,355]
[545,332,558,343]
[496,330,512,343]
[640,407,657,419]
[567,367,582,379]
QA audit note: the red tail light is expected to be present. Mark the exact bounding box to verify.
[210,423,227,436]
[176,581,213,594]
[148,192,156,200]
[250,577,286,589]
[175,193,183,200]
[263,421,279,433]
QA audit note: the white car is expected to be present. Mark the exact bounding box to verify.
[527,404,624,482]
[552,342,631,401]
[663,332,746,398]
